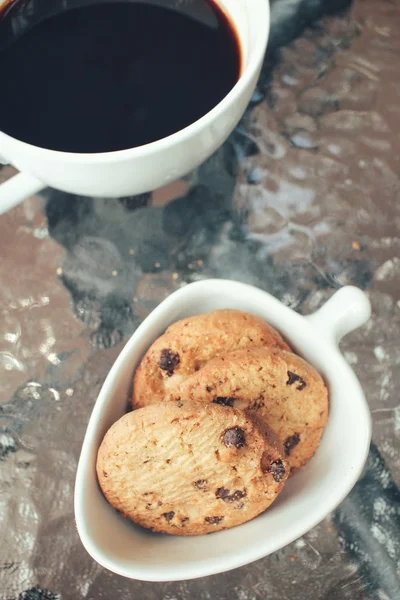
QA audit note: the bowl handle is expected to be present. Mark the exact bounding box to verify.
[305,286,371,345]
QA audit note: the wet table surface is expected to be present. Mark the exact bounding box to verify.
[1,0,400,599]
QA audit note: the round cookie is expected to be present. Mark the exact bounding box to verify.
[97,401,289,535]
[168,347,329,471]
[133,309,290,409]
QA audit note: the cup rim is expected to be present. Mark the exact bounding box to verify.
[0,0,270,163]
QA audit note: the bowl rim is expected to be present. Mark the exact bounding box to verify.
[74,279,372,581]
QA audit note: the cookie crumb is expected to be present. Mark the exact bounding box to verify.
[194,479,208,490]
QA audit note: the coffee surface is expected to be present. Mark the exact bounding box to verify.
[0,0,240,153]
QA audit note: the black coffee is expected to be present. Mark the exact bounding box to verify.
[0,0,240,153]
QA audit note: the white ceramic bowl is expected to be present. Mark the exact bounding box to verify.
[74,280,372,582]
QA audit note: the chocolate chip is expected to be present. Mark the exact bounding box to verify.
[216,488,247,503]
[159,349,180,376]
[205,516,224,525]
[206,385,213,392]
[213,397,235,407]
[231,490,246,502]
[102,471,108,478]
[181,517,189,525]
[162,511,175,521]
[286,371,307,390]
[223,427,246,448]
[215,487,230,500]
[284,433,300,456]
[264,459,286,482]
[194,479,208,490]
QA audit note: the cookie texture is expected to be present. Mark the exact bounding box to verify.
[133,309,290,409]
[166,347,329,471]
[97,401,289,535]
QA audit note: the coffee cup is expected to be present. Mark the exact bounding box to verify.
[0,0,270,214]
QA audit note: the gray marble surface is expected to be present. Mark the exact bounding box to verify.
[1,0,400,599]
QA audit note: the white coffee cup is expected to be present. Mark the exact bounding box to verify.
[0,0,270,214]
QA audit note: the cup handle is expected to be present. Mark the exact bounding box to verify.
[0,171,45,215]
[305,286,371,345]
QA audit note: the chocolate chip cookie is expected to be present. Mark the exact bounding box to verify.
[167,347,329,471]
[97,400,289,535]
[133,310,290,409]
